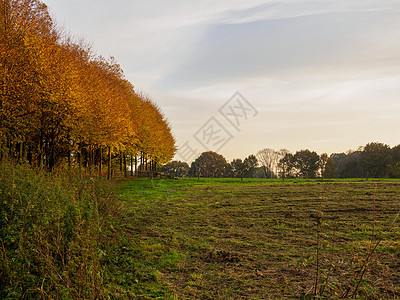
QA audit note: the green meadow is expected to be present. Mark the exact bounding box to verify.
[1,163,399,299]
[113,177,400,298]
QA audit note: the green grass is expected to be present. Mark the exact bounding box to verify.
[115,177,400,298]
[0,161,115,299]
[2,165,399,299]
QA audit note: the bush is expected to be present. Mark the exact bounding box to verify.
[0,160,116,299]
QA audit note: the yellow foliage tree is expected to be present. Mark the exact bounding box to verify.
[0,0,176,173]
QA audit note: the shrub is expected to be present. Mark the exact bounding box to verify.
[0,160,116,299]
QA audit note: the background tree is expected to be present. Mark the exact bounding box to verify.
[293,150,320,179]
[389,144,400,178]
[360,142,392,178]
[159,161,189,177]
[230,158,244,178]
[256,148,280,178]
[391,144,400,163]
[388,162,400,178]
[243,155,258,178]
[330,152,347,176]
[322,156,337,179]
[252,167,267,178]
[336,151,363,178]
[189,151,229,178]
[319,153,329,177]
[278,152,295,179]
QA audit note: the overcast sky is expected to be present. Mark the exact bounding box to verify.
[44,0,400,163]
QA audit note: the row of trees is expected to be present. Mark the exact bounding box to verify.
[332,143,400,178]
[0,0,176,173]
[255,148,331,179]
[160,152,262,178]
[256,142,400,179]
[161,142,400,179]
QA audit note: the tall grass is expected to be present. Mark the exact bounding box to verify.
[0,159,117,299]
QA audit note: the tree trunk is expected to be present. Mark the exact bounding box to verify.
[68,149,71,171]
[78,147,82,176]
[99,147,103,177]
[18,142,23,163]
[119,150,123,176]
[145,157,148,176]
[107,147,111,180]
[38,128,44,168]
[135,154,137,177]
[130,155,133,176]
[49,138,55,171]
[140,154,143,177]
[88,145,92,177]
[124,153,127,177]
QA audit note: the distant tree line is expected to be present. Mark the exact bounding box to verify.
[159,152,263,179]
[332,142,400,179]
[161,142,400,179]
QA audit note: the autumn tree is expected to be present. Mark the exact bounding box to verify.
[1,0,176,172]
[0,0,58,163]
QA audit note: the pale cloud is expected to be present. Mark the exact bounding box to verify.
[221,0,400,24]
[158,6,400,90]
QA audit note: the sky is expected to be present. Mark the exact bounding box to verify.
[44,0,400,163]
